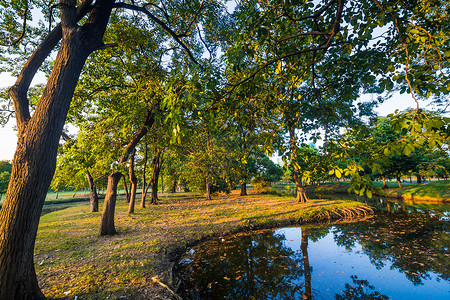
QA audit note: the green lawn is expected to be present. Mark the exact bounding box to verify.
[34,191,372,299]
[385,180,450,200]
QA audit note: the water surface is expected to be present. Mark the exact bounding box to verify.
[178,199,449,299]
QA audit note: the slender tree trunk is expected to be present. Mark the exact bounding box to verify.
[86,170,99,212]
[396,175,402,188]
[99,171,121,236]
[99,109,156,235]
[171,179,178,193]
[123,175,130,203]
[150,150,162,204]
[240,176,248,196]
[289,127,308,203]
[128,149,137,214]
[301,228,311,300]
[382,175,387,189]
[144,180,151,201]
[141,139,148,208]
[417,174,422,184]
[0,3,114,296]
[205,171,212,200]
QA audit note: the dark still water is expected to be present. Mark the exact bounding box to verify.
[178,200,449,299]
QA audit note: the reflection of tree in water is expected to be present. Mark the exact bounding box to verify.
[335,275,389,300]
[180,229,306,299]
[331,209,449,285]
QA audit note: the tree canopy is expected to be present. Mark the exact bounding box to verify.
[0,0,449,298]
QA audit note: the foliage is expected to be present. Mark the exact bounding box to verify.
[251,176,273,192]
[0,171,10,195]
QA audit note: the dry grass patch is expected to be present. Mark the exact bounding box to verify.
[35,193,373,299]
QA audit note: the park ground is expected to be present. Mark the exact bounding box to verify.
[33,180,448,299]
[35,191,373,299]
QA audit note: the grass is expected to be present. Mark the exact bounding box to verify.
[384,180,450,201]
[294,179,450,202]
[34,190,372,299]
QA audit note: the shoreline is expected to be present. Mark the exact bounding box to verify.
[34,192,374,299]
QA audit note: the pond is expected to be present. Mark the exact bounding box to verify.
[177,198,449,299]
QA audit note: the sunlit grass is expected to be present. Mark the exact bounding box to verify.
[35,192,372,299]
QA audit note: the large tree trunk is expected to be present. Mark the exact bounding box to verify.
[293,170,308,203]
[150,150,162,205]
[99,171,121,236]
[128,149,137,214]
[417,174,422,184]
[0,2,114,297]
[240,176,248,196]
[86,170,99,212]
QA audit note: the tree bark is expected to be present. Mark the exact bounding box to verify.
[86,170,99,212]
[205,171,212,200]
[123,175,130,203]
[382,175,387,189]
[293,170,308,203]
[128,149,137,214]
[0,2,114,297]
[396,175,402,188]
[100,109,156,235]
[417,174,422,184]
[240,176,248,196]
[289,127,308,203]
[99,171,121,235]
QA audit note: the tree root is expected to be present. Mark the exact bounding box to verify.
[151,276,182,300]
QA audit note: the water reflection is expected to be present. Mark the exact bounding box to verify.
[178,201,449,299]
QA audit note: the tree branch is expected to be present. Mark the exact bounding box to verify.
[7,0,93,135]
[113,2,199,65]
[229,44,332,92]
[0,6,29,47]
[182,0,205,36]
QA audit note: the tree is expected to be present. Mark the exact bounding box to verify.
[0,1,222,297]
